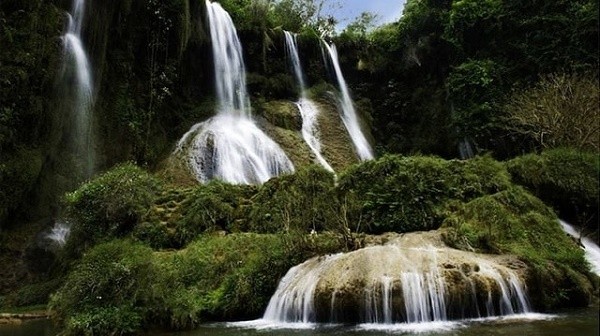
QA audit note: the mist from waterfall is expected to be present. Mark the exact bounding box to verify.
[321,41,374,161]
[284,31,334,173]
[175,0,293,184]
[61,0,94,178]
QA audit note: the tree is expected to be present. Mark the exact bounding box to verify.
[505,73,599,151]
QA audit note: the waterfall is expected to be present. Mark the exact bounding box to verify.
[283,31,334,173]
[46,222,71,247]
[175,0,293,184]
[321,41,374,161]
[559,220,600,275]
[61,0,94,178]
[257,233,531,326]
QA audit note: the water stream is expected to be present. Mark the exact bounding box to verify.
[284,31,334,172]
[61,0,94,178]
[321,41,374,161]
[175,0,293,184]
[560,220,600,275]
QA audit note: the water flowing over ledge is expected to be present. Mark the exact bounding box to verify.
[321,41,374,161]
[175,1,293,184]
[61,0,95,178]
[284,31,334,173]
[234,231,537,331]
[560,220,600,275]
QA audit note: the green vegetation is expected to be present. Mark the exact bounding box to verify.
[50,234,344,334]
[63,163,163,257]
[1,0,598,334]
[337,154,511,233]
[506,148,599,227]
[250,165,335,233]
[442,187,595,309]
[50,240,155,336]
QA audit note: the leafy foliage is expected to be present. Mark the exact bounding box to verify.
[50,240,155,336]
[51,233,345,333]
[64,163,162,257]
[336,154,511,233]
[175,182,256,244]
[446,59,504,149]
[506,148,599,227]
[249,165,336,233]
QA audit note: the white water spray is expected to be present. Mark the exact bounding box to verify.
[560,220,600,275]
[46,222,71,247]
[61,0,94,177]
[175,1,293,184]
[284,31,334,172]
[321,41,374,161]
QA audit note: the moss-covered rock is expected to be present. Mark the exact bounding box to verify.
[257,100,302,130]
[312,99,361,171]
[506,148,599,227]
[442,187,595,309]
[337,154,512,234]
[63,163,163,257]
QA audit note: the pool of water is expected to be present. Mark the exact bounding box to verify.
[1,309,597,336]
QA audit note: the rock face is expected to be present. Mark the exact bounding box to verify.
[263,231,530,324]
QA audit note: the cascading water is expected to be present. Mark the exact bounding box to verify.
[256,232,531,327]
[61,0,94,177]
[283,31,334,173]
[321,41,374,161]
[46,222,71,247]
[560,220,600,275]
[175,0,293,184]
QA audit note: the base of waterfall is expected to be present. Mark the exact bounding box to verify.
[240,231,540,328]
[175,114,294,184]
[229,313,557,333]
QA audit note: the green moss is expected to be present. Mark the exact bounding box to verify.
[506,148,599,225]
[260,123,314,168]
[337,154,512,233]
[441,187,594,309]
[51,233,345,333]
[63,163,163,257]
[313,99,362,171]
[50,240,155,336]
[257,100,302,130]
[249,165,336,233]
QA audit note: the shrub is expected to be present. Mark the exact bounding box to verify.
[249,165,336,233]
[175,182,256,245]
[153,232,343,328]
[63,163,162,256]
[505,73,599,151]
[507,148,599,226]
[50,240,156,336]
[336,154,512,233]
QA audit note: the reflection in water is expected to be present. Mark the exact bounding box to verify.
[0,319,56,336]
[2,309,597,336]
